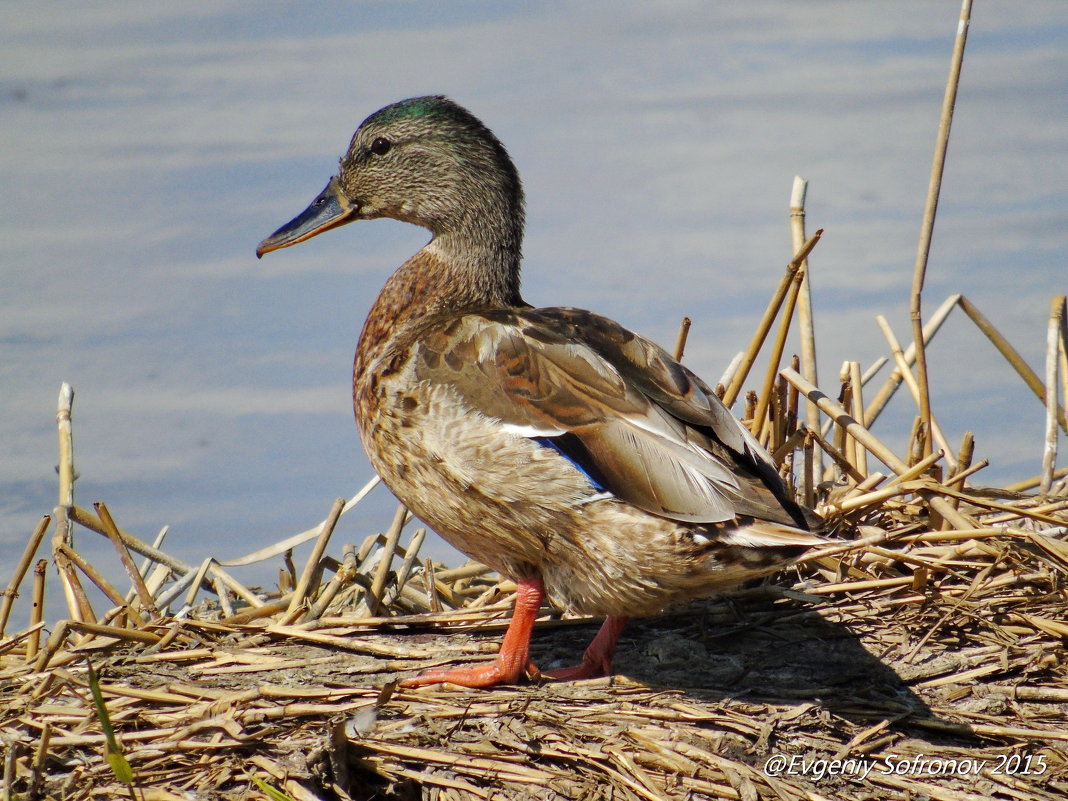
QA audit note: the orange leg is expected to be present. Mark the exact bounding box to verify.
[545,615,629,681]
[401,576,545,688]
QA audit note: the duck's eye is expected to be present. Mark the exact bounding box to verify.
[369,137,391,156]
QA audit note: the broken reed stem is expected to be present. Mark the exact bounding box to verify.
[53,540,95,624]
[672,316,691,361]
[29,724,51,800]
[875,315,957,470]
[834,482,917,514]
[57,383,75,508]
[288,497,346,615]
[369,504,410,616]
[716,352,744,396]
[944,458,988,488]
[1041,296,1066,492]
[52,511,95,624]
[790,176,823,484]
[941,431,969,524]
[33,620,70,672]
[802,434,815,507]
[807,424,866,485]
[907,414,926,467]
[786,355,800,426]
[222,596,293,625]
[834,365,854,476]
[66,619,163,645]
[909,0,972,462]
[848,360,868,477]
[722,229,822,408]
[929,498,980,539]
[96,501,160,618]
[886,449,944,487]
[383,528,427,608]
[54,543,142,626]
[1060,306,1068,462]
[744,390,757,422]
[53,383,80,622]
[423,558,441,613]
[952,431,974,481]
[865,293,960,427]
[143,562,172,603]
[304,544,357,622]
[26,560,47,659]
[958,295,1068,434]
[431,562,495,583]
[754,265,805,440]
[769,375,784,451]
[183,558,216,609]
[832,371,853,480]
[0,514,51,636]
[771,428,807,465]
[352,532,382,578]
[215,576,234,618]
[842,471,885,499]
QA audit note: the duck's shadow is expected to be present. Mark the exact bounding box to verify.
[337,594,998,800]
[533,594,945,736]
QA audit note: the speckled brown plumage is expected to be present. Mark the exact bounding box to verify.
[257,95,827,687]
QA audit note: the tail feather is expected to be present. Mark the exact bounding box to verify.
[720,520,831,549]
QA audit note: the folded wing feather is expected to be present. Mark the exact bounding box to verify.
[414,307,803,527]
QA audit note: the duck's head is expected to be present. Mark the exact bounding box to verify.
[257,95,525,259]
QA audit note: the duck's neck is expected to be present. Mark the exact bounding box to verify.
[354,213,523,378]
[426,223,523,307]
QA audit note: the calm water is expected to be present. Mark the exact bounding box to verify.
[3,2,1067,619]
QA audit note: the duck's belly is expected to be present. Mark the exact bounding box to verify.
[356,380,779,617]
[358,381,589,570]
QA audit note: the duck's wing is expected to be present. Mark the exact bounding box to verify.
[414,307,809,528]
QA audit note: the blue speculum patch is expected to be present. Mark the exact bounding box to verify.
[533,435,609,492]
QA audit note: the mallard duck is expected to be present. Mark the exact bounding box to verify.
[257,96,825,687]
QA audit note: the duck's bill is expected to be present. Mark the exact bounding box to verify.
[256,177,357,257]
